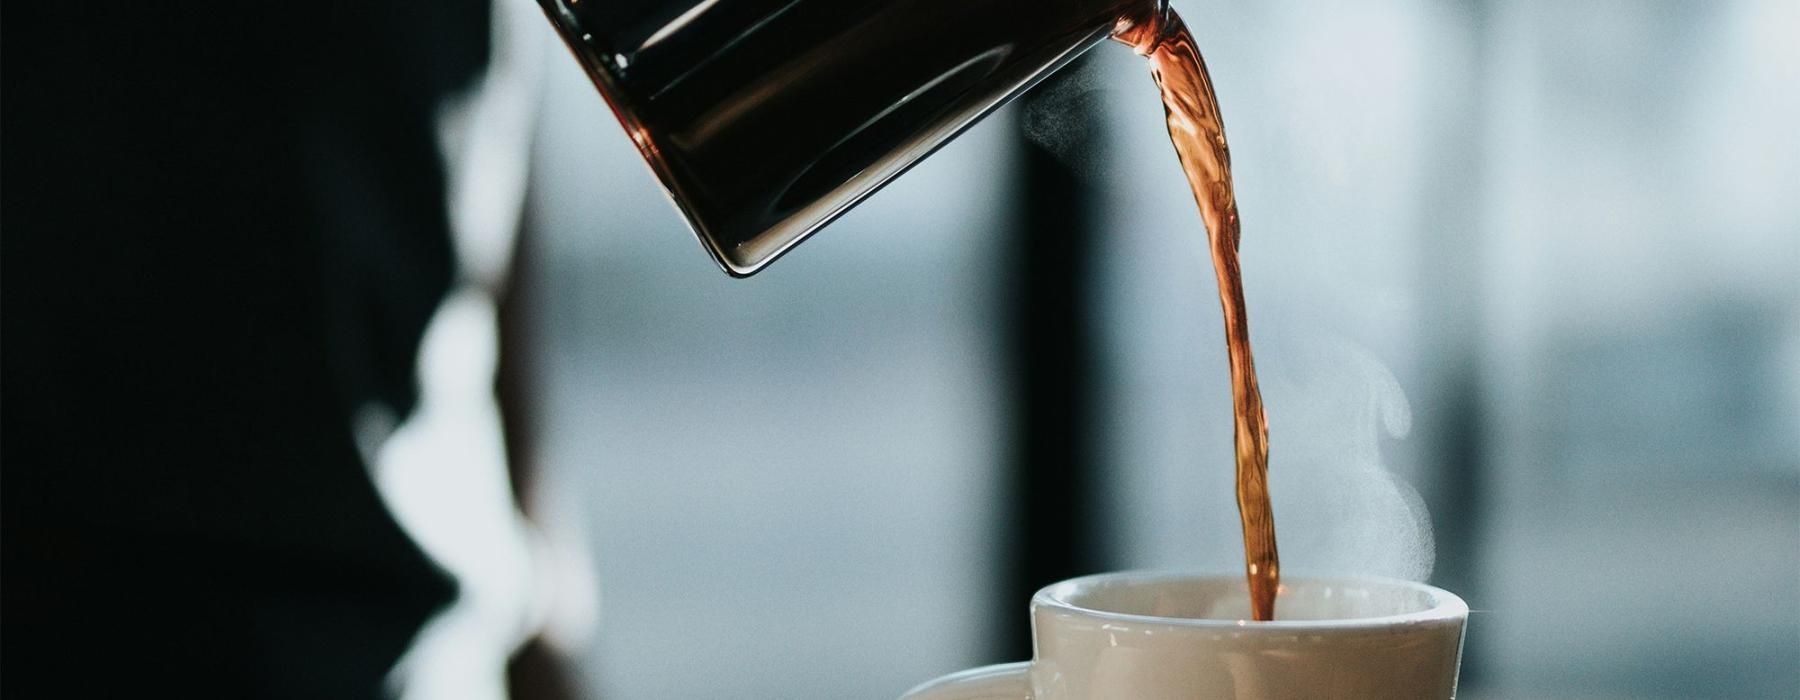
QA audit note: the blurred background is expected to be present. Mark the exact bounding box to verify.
[516,0,1798,698]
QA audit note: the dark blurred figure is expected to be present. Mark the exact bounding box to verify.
[3,3,570,697]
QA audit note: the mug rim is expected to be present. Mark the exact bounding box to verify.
[1032,570,1468,631]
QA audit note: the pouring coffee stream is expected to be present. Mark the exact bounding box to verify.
[539,0,1278,620]
[1116,10,1280,621]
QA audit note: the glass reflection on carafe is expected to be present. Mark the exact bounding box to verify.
[536,0,1165,276]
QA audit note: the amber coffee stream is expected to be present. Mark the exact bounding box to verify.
[1118,11,1279,621]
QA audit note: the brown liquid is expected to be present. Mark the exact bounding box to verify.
[1117,11,1280,621]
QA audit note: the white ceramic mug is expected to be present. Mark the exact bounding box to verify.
[902,572,1468,700]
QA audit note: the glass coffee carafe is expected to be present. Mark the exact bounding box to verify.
[535,0,1166,276]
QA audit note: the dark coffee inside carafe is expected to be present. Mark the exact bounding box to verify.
[538,0,1158,275]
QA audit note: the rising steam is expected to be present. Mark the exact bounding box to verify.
[1020,60,1121,180]
[1262,331,1436,582]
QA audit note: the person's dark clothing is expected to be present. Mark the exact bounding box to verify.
[4,3,494,696]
